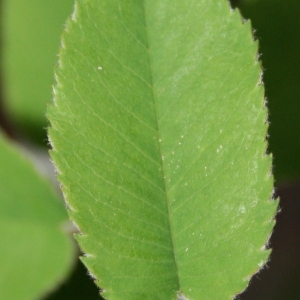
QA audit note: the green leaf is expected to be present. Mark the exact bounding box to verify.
[2,0,74,142]
[0,132,75,300]
[48,1,277,299]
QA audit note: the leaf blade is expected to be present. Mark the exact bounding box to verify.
[48,1,277,299]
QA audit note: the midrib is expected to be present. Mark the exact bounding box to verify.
[142,0,182,296]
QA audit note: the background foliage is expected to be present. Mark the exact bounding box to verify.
[0,0,300,299]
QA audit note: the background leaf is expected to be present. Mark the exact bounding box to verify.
[1,0,74,143]
[48,0,277,299]
[0,132,75,300]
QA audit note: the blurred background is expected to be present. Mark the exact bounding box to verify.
[0,0,300,299]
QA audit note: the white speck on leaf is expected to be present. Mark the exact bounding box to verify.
[97,66,102,70]
[239,205,246,214]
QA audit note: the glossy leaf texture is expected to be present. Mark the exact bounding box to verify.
[0,132,75,300]
[48,0,277,299]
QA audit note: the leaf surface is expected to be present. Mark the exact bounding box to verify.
[0,132,74,300]
[48,1,277,299]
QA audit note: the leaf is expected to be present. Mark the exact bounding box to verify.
[0,132,75,300]
[48,1,277,299]
[1,0,74,142]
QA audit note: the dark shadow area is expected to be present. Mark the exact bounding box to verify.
[229,0,239,8]
[44,255,103,300]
